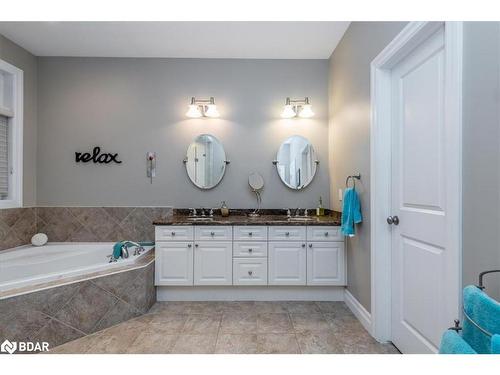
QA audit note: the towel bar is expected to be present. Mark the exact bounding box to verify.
[345,174,361,188]
[477,269,500,290]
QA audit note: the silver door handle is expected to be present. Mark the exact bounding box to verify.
[387,215,400,225]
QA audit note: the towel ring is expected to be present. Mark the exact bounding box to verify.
[345,174,361,188]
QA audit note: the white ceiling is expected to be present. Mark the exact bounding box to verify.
[0,22,350,59]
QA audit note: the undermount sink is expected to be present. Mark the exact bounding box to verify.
[287,217,316,222]
[186,217,214,222]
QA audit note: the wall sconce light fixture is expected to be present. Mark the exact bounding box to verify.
[186,97,220,118]
[280,97,315,119]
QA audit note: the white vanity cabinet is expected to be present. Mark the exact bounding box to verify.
[155,241,194,285]
[194,241,233,285]
[307,242,345,285]
[155,223,345,288]
[233,225,268,285]
[268,242,307,285]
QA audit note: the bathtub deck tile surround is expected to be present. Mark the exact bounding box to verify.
[48,301,400,354]
[0,261,155,352]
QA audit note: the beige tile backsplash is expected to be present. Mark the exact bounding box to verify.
[0,207,172,251]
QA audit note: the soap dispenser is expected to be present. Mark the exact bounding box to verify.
[316,196,325,216]
[220,201,229,217]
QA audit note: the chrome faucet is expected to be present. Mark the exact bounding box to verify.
[123,241,145,256]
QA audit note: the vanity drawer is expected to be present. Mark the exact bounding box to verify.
[155,226,194,241]
[233,226,268,241]
[268,226,306,241]
[233,241,268,257]
[307,226,343,242]
[195,226,232,241]
[233,258,268,285]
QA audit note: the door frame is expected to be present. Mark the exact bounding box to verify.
[370,21,463,343]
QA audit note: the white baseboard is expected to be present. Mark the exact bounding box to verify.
[344,289,372,334]
[157,286,345,301]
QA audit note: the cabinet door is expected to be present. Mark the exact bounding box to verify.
[268,242,307,285]
[307,242,345,286]
[194,241,233,285]
[155,242,193,285]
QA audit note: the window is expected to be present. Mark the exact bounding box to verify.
[0,115,8,199]
[0,59,23,208]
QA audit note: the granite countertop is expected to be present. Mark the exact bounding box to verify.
[153,209,342,226]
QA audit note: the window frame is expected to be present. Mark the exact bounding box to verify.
[0,58,23,209]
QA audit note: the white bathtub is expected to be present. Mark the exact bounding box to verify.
[0,242,154,293]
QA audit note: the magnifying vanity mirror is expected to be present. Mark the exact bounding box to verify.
[248,172,264,217]
[273,135,318,190]
[183,134,228,189]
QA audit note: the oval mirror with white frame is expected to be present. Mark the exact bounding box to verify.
[274,135,318,190]
[184,134,228,189]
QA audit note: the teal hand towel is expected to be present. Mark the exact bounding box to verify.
[341,187,362,237]
[491,335,500,354]
[463,285,500,354]
[112,241,125,259]
[439,330,476,354]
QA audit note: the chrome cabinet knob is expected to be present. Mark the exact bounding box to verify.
[285,232,290,236]
[387,216,400,225]
[195,244,199,247]
[248,270,253,276]
[248,232,253,236]
[302,243,306,248]
[324,232,329,237]
[188,244,192,248]
[308,244,313,248]
[248,248,253,253]
[210,232,215,236]
[171,232,176,236]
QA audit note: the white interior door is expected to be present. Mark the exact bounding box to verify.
[389,25,458,353]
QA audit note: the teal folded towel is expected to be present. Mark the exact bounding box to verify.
[341,187,362,237]
[463,285,500,354]
[439,330,476,354]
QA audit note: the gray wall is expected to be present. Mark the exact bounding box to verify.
[37,58,330,208]
[328,22,408,311]
[0,35,37,207]
[462,22,500,300]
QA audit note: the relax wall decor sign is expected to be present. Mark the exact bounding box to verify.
[75,146,122,164]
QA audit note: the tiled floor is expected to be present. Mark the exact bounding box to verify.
[48,301,400,354]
